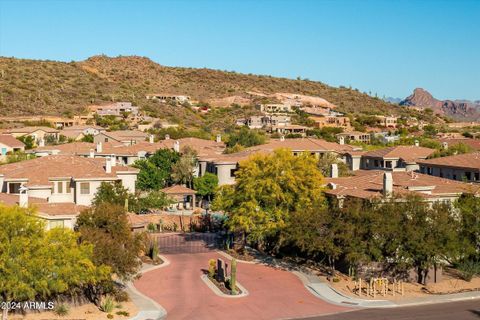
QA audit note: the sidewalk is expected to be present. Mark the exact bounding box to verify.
[218,249,480,309]
[126,256,169,320]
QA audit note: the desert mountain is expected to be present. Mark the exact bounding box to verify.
[400,88,480,120]
[0,55,398,120]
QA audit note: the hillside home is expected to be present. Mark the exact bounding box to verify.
[0,155,139,206]
[310,116,351,130]
[0,134,25,158]
[89,102,139,117]
[60,125,106,141]
[270,124,308,137]
[5,126,60,144]
[336,131,371,144]
[260,103,293,114]
[359,145,434,171]
[418,152,480,182]
[376,115,398,128]
[94,130,149,146]
[146,94,191,103]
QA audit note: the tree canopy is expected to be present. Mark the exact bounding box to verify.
[213,149,325,244]
[133,149,180,191]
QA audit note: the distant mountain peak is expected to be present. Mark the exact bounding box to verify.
[400,88,480,120]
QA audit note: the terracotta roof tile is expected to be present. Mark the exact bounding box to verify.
[417,152,480,170]
[363,146,435,163]
[0,134,25,148]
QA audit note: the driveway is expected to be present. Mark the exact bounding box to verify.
[134,236,350,319]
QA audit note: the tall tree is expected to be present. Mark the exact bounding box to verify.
[193,172,219,203]
[213,149,325,248]
[171,146,197,188]
[133,149,180,190]
[76,203,146,282]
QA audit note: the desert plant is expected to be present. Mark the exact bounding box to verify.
[113,290,129,303]
[230,258,237,295]
[208,259,216,278]
[149,241,159,260]
[99,296,115,313]
[456,259,480,281]
[107,314,114,319]
[147,222,157,233]
[116,310,130,316]
[53,303,70,317]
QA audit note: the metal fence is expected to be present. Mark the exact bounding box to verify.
[155,232,223,254]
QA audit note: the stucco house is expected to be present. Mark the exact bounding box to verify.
[60,125,106,141]
[5,126,60,144]
[0,155,139,206]
[418,152,480,182]
[0,134,25,158]
[94,130,149,146]
[358,145,435,171]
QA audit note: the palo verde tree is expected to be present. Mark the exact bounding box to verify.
[193,172,219,203]
[213,148,325,251]
[0,205,109,319]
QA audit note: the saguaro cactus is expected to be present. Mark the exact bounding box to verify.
[230,258,237,295]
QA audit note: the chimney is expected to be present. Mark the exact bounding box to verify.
[110,155,116,167]
[414,140,419,147]
[330,163,339,178]
[96,142,103,153]
[442,142,448,150]
[165,134,170,140]
[383,172,393,197]
[19,185,28,208]
[149,134,154,144]
[280,135,285,141]
[216,134,222,143]
[173,140,180,153]
[338,136,345,145]
[38,138,45,147]
[105,157,112,173]
[89,149,95,158]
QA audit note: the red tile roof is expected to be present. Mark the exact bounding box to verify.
[363,146,435,163]
[0,134,25,148]
[417,152,480,170]
[324,170,479,200]
[0,155,138,187]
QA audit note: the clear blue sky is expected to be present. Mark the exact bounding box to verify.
[1,0,479,100]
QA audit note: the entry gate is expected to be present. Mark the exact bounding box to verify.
[155,232,223,254]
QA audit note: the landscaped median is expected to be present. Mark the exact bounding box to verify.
[201,258,249,298]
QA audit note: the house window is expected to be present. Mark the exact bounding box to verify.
[80,182,90,195]
[475,173,480,181]
[66,181,72,193]
[57,181,63,193]
[230,168,237,177]
[374,160,379,167]
[104,138,109,142]
[8,183,21,194]
[465,172,472,181]
[49,220,64,229]
[385,161,392,168]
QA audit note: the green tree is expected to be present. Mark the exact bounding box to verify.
[81,134,94,143]
[76,203,146,282]
[213,149,325,248]
[317,152,351,177]
[171,146,197,188]
[0,205,109,319]
[133,149,180,190]
[92,182,137,209]
[226,126,266,148]
[193,172,219,203]
[17,135,35,149]
[455,194,480,259]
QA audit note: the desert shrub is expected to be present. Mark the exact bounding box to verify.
[455,259,480,282]
[53,303,70,317]
[116,310,130,316]
[113,290,129,303]
[99,296,115,313]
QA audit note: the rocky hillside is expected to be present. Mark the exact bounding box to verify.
[400,88,480,120]
[0,55,399,120]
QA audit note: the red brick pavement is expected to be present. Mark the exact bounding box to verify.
[134,251,350,320]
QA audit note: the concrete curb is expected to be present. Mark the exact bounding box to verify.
[200,274,249,298]
[127,255,170,320]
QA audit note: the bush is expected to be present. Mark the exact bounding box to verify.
[208,259,216,278]
[100,296,115,313]
[116,310,130,316]
[456,260,480,282]
[107,314,114,319]
[53,303,70,317]
[113,289,129,303]
[147,222,158,233]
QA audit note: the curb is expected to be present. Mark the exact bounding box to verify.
[127,255,170,320]
[200,274,249,298]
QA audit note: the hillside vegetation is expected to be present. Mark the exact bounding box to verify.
[0,55,398,119]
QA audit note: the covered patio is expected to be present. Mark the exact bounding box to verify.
[161,185,197,210]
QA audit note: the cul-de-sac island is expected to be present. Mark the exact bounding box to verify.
[1,1,480,320]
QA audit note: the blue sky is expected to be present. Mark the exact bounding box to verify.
[1,0,479,100]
